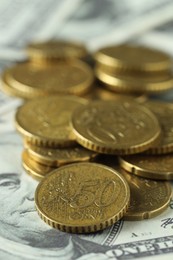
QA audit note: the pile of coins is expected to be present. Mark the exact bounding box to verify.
[95,45,173,95]
[2,40,173,233]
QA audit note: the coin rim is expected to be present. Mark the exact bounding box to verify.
[6,61,94,96]
[35,162,130,233]
[95,66,173,94]
[119,155,173,180]
[15,95,88,148]
[71,100,162,155]
[22,150,56,181]
[94,45,172,73]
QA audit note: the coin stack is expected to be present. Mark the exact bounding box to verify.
[94,44,173,95]
[15,95,173,233]
[0,40,94,99]
[15,95,98,181]
[2,40,173,234]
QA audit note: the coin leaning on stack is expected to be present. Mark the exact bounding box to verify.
[2,40,173,233]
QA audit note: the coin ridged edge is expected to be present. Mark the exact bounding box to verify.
[35,162,130,233]
[145,144,173,155]
[71,125,161,155]
[35,201,129,233]
[19,132,77,148]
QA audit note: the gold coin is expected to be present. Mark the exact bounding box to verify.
[120,169,172,220]
[35,162,130,233]
[95,156,172,220]
[119,154,173,180]
[22,150,56,181]
[0,72,29,99]
[93,85,147,102]
[6,61,94,97]
[95,66,173,94]
[143,100,173,154]
[25,142,98,167]
[15,95,88,147]
[27,40,88,62]
[94,44,172,73]
[71,100,161,154]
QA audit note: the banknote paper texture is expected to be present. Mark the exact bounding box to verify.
[0,0,173,259]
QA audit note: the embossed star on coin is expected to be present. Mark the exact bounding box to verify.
[71,100,161,154]
[15,96,88,147]
[35,162,130,233]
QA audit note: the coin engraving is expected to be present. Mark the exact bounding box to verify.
[72,100,161,154]
[40,172,120,220]
[15,96,87,147]
[35,163,130,233]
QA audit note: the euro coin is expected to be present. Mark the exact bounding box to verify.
[96,155,172,220]
[5,61,94,97]
[35,162,130,233]
[120,169,172,220]
[25,142,98,167]
[144,100,173,154]
[22,150,56,181]
[119,154,173,180]
[15,95,88,147]
[0,71,29,99]
[71,100,161,154]
[94,44,172,74]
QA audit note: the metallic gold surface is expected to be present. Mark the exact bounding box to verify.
[0,72,29,99]
[95,66,173,94]
[120,169,172,220]
[71,100,161,154]
[27,40,88,61]
[92,84,147,102]
[6,61,94,96]
[144,100,173,154]
[94,45,172,73]
[35,162,130,233]
[22,150,56,181]
[119,154,173,180]
[96,155,172,220]
[25,142,98,167]
[15,96,88,147]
